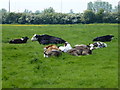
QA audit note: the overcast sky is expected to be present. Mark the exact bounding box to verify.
[0,0,119,13]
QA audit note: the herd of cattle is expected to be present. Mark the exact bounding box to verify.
[9,34,114,57]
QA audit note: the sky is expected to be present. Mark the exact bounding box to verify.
[0,0,119,13]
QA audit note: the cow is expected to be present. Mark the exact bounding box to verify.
[44,45,62,57]
[93,35,114,42]
[89,42,107,50]
[59,42,72,52]
[9,37,29,44]
[67,44,92,56]
[31,34,66,45]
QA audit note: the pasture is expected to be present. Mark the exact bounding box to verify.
[2,24,118,88]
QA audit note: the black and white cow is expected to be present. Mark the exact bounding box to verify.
[89,42,107,50]
[31,34,66,45]
[9,37,29,44]
[93,35,114,42]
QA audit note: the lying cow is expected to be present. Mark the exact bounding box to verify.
[93,35,114,42]
[59,42,72,52]
[44,45,62,57]
[31,34,66,45]
[89,42,107,50]
[9,37,29,44]
[67,44,92,56]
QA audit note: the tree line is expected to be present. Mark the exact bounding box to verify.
[0,1,120,24]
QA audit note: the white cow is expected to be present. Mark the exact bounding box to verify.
[59,42,72,52]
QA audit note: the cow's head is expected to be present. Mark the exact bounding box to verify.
[88,43,96,50]
[31,34,40,41]
[24,37,29,40]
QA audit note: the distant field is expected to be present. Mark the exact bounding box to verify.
[2,24,118,88]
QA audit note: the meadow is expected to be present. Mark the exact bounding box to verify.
[2,24,118,88]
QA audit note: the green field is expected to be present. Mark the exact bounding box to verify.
[2,24,118,88]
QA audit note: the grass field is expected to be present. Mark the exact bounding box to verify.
[2,24,118,88]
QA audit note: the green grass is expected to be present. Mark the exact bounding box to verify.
[2,24,118,88]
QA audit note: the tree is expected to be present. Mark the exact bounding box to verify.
[18,14,27,24]
[112,4,120,12]
[0,8,7,13]
[87,2,94,11]
[87,0,112,13]
[0,8,8,24]
[69,9,74,14]
[95,8,104,23]
[5,13,23,24]
[23,9,32,14]
[103,12,118,23]
[35,10,41,15]
[81,10,96,24]
[42,7,55,14]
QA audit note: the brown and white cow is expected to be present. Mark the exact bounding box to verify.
[44,45,62,57]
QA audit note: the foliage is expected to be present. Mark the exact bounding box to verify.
[0,5,119,24]
[81,10,96,24]
[23,9,32,14]
[35,10,41,15]
[103,12,118,23]
[42,7,55,14]
[112,4,120,12]
[87,0,112,13]
[69,9,74,14]
[0,8,8,24]
[95,9,104,23]
[2,24,118,88]
[5,13,22,24]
